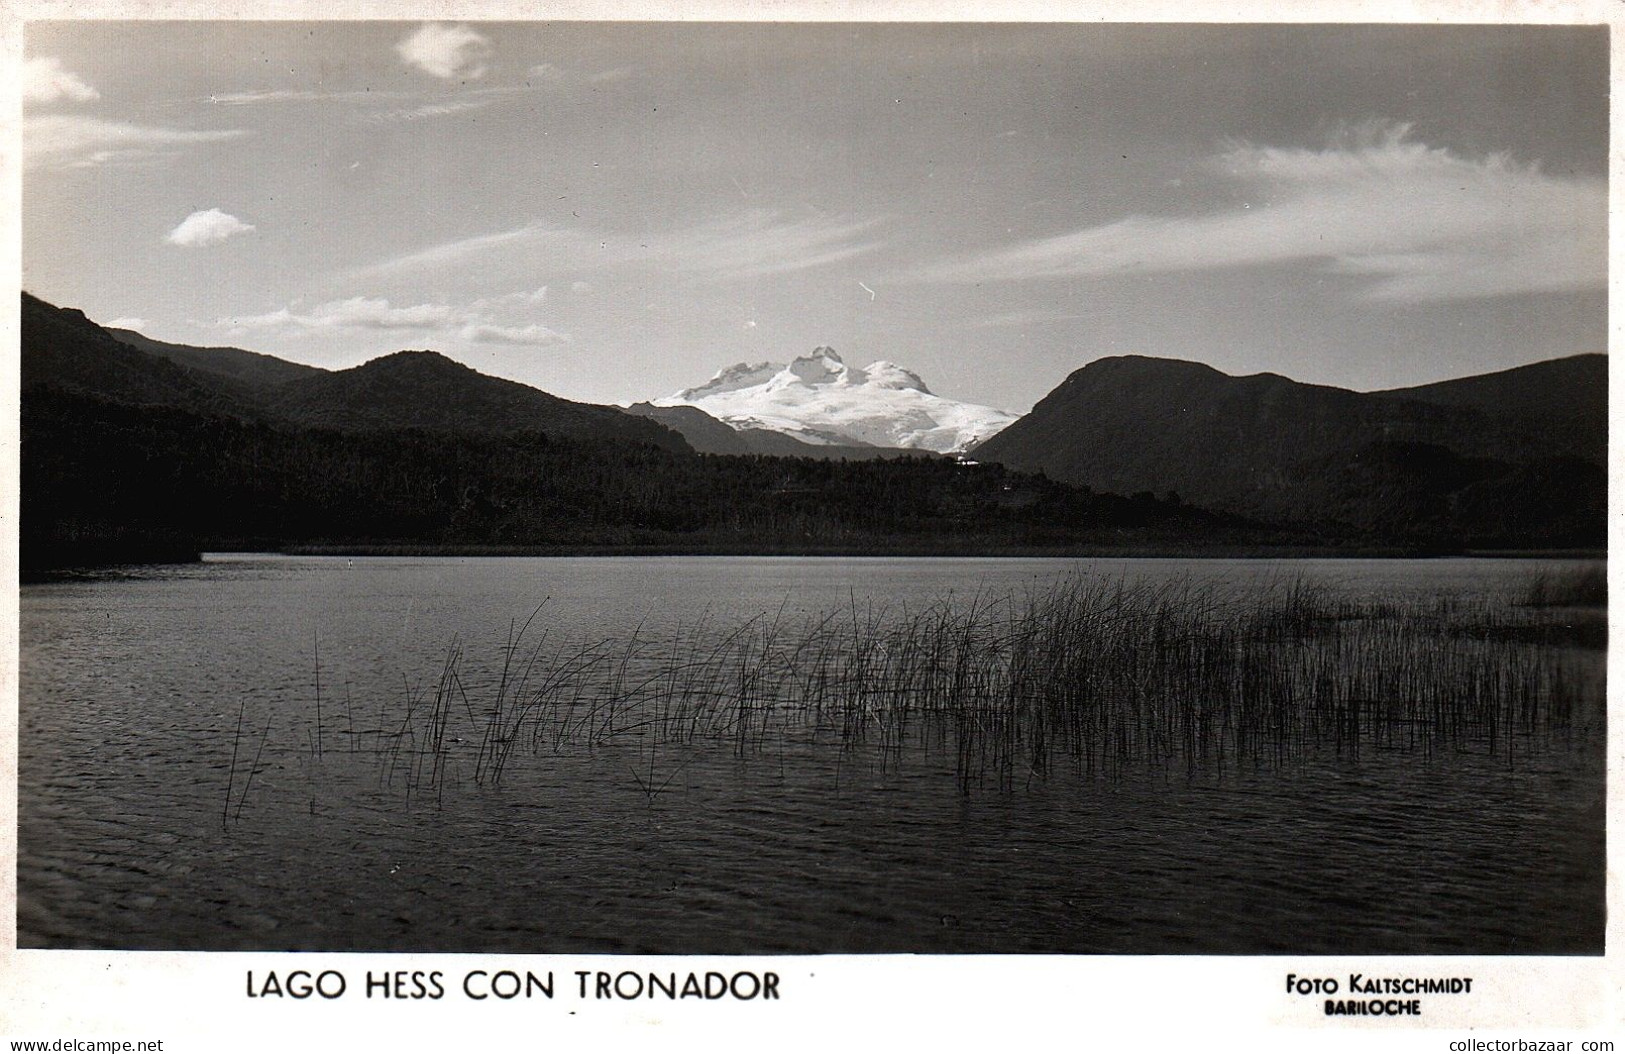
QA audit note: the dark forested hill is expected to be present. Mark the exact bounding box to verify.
[33,294,690,450]
[267,350,689,450]
[1378,354,1605,463]
[22,292,256,419]
[970,354,1605,547]
[623,402,755,454]
[732,427,937,461]
[108,327,323,389]
[22,387,1233,570]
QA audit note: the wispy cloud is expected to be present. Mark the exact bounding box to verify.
[232,297,453,331]
[105,317,148,331]
[209,84,529,127]
[914,123,1605,303]
[166,208,256,247]
[25,114,248,168]
[527,63,636,86]
[365,99,494,124]
[25,57,99,104]
[658,209,886,280]
[343,224,586,282]
[471,287,549,309]
[342,210,884,294]
[208,88,395,105]
[223,294,567,348]
[397,23,492,80]
[343,209,883,289]
[461,322,566,346]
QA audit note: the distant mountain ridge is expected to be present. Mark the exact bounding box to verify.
[108,327,323,388]
[264,350,687,449]
[28,295,688,451]
[971,353,1605,546]
[23,291,1601,560]
[655,346,1019,453]
[1376,355,1605,462]
[22,293,254,418]
[20,292,1228,570]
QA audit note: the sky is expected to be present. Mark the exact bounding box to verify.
[20,21,1609,413]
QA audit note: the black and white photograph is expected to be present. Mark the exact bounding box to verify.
[4,2,1617,1047]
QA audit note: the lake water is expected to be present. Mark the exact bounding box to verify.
[17,555,1606,953]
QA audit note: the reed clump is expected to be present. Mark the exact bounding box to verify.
[344,573,1599,804]
[1519,565,1607,609]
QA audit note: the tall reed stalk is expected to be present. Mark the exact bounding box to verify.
[284,572,1599,809]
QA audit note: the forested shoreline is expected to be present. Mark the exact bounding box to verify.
[23,388,1248,573]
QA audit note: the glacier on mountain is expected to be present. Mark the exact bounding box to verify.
[655,347,1019,453]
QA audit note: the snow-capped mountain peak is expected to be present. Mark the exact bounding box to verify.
[781,347,849,387]
[676,361,781,401]
[654,346,1018,453]
[859,361,930,394]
